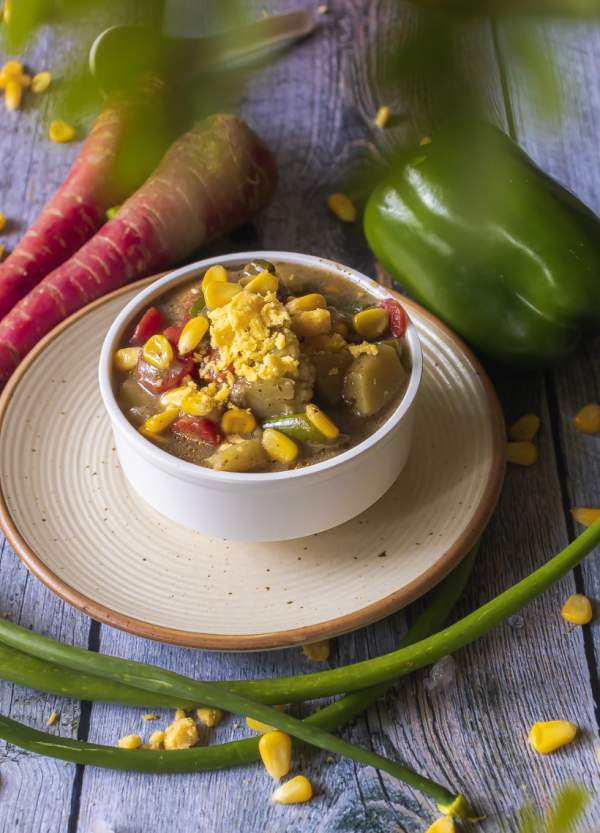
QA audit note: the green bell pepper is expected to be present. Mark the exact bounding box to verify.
[364,122,600,366]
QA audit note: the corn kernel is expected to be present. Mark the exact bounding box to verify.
[561,593,593,626]
[374,105,392,128]
[175,709,187,720]
[509,413,541,442]
[306,333,346,353]
[353,307,389,340]
[507,441,537,466]
[142,713,159,721]
[113,346,141,372]
[106,205,120,220]
[204,280,241,308]
[306,404,339,440]
[178,315,209,355]
[419,136,432,146]
[141,408,178,435]
[117,734,142,749]
[0,211,6,231]
[529,720,577,754]
[47,710,59,727]
[302,639,330,661]
[1,60,23,78]
[49,119,76,144]
[262,428,299,465]
[196,707,223,727]
[160,383,195,409]
[147,730,165,750]
[163,717,199,750]
[291,308,331,338]
[201,264,228,290]
[572,507,600,528]
[31,71,52,94]
[287,293,327,314]
[259,731,292,779]
[221,408,256,435]
[5,79,22,111]
[246,704,285,733]
[327,192,356,222]
[245,270,279,295]
[425,818,455,833]
[271,775,313,804]
[143,333,173,370]
[574,403,600,434]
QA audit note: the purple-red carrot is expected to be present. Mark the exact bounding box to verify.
[0,113,277,388]
[0,80,170,320]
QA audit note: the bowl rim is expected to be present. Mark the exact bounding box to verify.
[98,251,424,485]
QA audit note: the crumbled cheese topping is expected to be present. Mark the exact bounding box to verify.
[349,342,378,357]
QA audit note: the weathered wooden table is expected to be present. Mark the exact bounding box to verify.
[1,2,600,831]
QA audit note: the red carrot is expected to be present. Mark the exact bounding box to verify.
[0,79,169,321]
[0,114,277,388]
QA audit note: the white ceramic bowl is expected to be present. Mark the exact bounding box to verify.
[99,252,423,541]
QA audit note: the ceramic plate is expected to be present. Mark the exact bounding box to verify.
[0,280,505,650]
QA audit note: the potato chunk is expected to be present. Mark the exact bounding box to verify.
[207,439,269,472]
[343,343,407,417]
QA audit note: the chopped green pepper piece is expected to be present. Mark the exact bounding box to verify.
[262,413,329,444]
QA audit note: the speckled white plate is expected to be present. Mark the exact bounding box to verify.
[0,279,505,651]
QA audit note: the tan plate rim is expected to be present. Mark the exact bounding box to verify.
[0,277,506,651]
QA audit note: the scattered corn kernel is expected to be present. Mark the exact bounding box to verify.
[147,730,165,750]
[353,307,389,340]
[271,775,313,804]
[221,408,256,435]
[509,413,540,442]
[160,384,194,409]
[245,270,279,295]
[143,333,173,370]
[106,205,120,220]
[291,308,331,338]
[113,347,141,372]
[574,403,600,434]
[529,720,577,754]
[47,710,59,727]
[507,441,537,466]
[117,734,142,750]
[425,818,455,833]
[419,135,432,146]
[178,315,209,355]
[302,639,330,661]
[262,428,299,464]
[561,593,593,626]
[31,70,52,94]
[0,211,6,232]
[327,192,356,222]
[142,713,159,721]
[49,119,76,144]
[204,280,241,308]
[306,404,339,440]
[1,60,23,78]
[196,707,223,728]
[141,408,178,435]
[246,704,285,734]
[259,731,292,780]
[572,507,600,528]
[163,717,199,750]
[374,105,392,128]
[287,293,327,314]
[5,79,22,111]
[201,264,228,290]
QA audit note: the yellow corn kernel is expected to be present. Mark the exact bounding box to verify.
[306,333,346,353]
[509,413,541,442]
[327,192,356,222]
[353,307,389,340]
[529,720,577,754]
[117,734,142,750]
[142,713,159,721]
[245,270,279,295]
[246,704,285,733]
[574,403,600,434]
[143,334,173,370]
[204,280,241,308]
[178,315,209,355]
[196,707,223,728]
[201,264,228,290]
[572,507,600,528]
[147,730,165,750]
[113,347,141,372]
[291,308,331,338]
[302,639,330,661]
[425,818,455,833]
[262,428,299,465]
[374,105,392,128]
[259,731,292,780]
[160,383,195,409]
[271,775,313,805]
[506,441,537,466]
[141,408,178,435]
[47,710,59,727]
[0,211,6,231]
[561,593,593,626]
[49,119,76,144]
[221,408,257,435]
[106,205,120,220]
[306,404,339,440]
[31,71,52,94]
[5,79,22,111]
[286,293,327,314]
[163,717,199,750]
[1,60,23,78]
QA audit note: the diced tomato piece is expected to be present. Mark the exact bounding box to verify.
[172,416,222,446]
[163,324,184,346]
[130,307,162,346]
[379,299,407,338]
[135,355,194,394]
